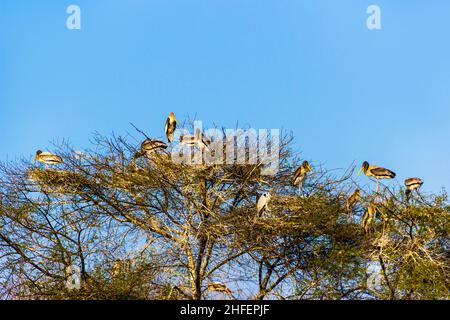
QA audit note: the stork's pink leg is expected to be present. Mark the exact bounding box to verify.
[376,179,380,201]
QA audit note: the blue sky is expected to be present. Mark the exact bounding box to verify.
[1,0,450,192]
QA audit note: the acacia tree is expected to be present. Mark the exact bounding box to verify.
[0,125,448,300]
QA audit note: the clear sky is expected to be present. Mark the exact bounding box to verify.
[1,0,450,192]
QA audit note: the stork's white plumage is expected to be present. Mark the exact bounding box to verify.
[405,177,423,201]
[405,177,423,191]
[133,139,168,160]
[35,150,63,169]
[140,139,167,157]
[357,161,396,198]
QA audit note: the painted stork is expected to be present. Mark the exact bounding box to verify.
[293,161,313,195]
[34,150,63,169]
[257,192,271,217]
[179,134,197,147]
[180,129,211,151]
[405,177,423,201]
[357,161,396,195]
[362,203,377,233]
[135,139,167,159]
[207,282,232,295]
[195,128,211,151]
[164,112,177,143]
[346,188,361,221]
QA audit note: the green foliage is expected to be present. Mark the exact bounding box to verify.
[0,130,448,300]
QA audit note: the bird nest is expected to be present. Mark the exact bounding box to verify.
[27,168,93,194]
[109,167,162,190]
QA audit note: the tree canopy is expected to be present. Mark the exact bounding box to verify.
[0,126,448,300]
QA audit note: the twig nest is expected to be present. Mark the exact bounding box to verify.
[27,168,92,194]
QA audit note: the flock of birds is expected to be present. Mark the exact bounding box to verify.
[34,112,178,168]
[33,112,424,227]
[34,111,210,167]
[257,159,424,229]
[35,112,179,168]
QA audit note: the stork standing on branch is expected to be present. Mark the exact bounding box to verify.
[179,134,197,147]
[207,282,232,297]
[134,139,167,159]
[293,161,313,196]
[195,128,211,152]
[164,112,177,143]
[362,203,377,233]
[405,177,423,202]
[34,150,63,169]
[180,129,211,151]
[346,188,361,222]
[357,161,396,197]
[257,192,271,217]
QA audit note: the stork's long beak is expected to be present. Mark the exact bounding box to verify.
[308,164,313,173]
[356,166,364,176]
